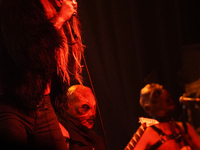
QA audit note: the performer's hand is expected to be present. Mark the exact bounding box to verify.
[59,0,77,22]
[53,0,77,29]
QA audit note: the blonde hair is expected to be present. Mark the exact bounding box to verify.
[41,0,84,85]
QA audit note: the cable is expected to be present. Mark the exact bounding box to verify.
[68,13,109,149]
[82,54,109,150]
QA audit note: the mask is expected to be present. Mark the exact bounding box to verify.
[140,83,175,117]
[66,85,96,129]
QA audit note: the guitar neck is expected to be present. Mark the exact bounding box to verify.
[124,123,147,150]
[124,117,159,150]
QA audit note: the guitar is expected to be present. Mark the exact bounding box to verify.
[124,117,159,150]
[124,117,192,150]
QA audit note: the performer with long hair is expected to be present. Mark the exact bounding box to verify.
[0,0,84,149]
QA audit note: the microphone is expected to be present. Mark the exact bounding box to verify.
[68,13,78,41]
[69,16,78,42]
[179,96,200,103]
[56,0,78,41]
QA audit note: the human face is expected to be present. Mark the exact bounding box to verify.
[67,91,96,129]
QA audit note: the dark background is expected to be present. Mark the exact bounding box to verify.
[77,0,200,149]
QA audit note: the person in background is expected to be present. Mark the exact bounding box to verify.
[0,0,84,149]
[57,84,106,150]
[133,83,200,150]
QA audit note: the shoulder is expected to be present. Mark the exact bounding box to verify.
[185,122,199,138]
[140,125,161,143]
[176,121,192,133]
[133,126,160,150]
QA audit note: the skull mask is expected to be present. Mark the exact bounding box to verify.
[65,85,96,129]
[139,83,175,117]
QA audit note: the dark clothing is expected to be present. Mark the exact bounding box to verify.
[58,117,106,150]
[0,95,68,150]
[0,0,64,110]
[0,0,68,149]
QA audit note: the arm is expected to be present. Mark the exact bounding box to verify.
[53,0,77,29]
[133,127,152,150]
[187,123,200,150]
[124,123,147,150]
[133,126,162,150]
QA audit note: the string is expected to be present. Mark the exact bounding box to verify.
[82,54,109,150]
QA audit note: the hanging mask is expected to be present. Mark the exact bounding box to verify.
[65,85,96,129]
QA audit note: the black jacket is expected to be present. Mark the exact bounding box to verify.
[58,117,106,150]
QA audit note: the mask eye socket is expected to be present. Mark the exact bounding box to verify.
[152,90,161,98]
[82,104,89,112]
